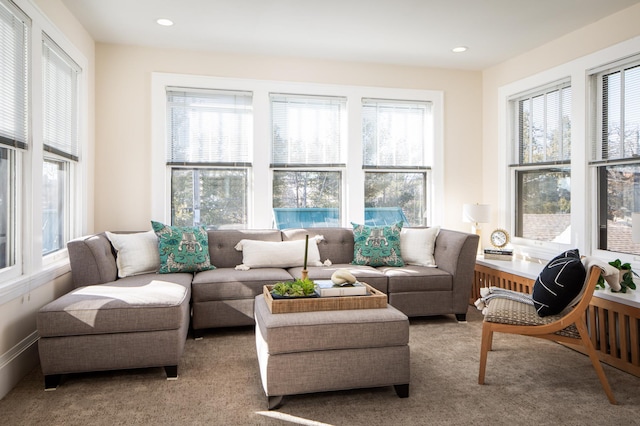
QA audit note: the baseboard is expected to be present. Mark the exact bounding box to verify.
[0,331,39,400]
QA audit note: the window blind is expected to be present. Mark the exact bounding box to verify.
[270,93,345,166]
[0,0,29,150]
[166,88,252,165]
[515,84,571,165]
[362,98,430,167]
[598,64,640,161]
[43,34,80,161]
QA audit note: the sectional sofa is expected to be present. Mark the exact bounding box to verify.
[37,225,478,388]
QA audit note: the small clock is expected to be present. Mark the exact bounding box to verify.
[490,229,510,249]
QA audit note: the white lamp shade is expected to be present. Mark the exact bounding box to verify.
[462,203,491,224]
[633,213,640,243]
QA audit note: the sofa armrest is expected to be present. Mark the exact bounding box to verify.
[67,233,118,288]
[433,229,479,313]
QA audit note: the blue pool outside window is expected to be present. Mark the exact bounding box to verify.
[273,207,409,230]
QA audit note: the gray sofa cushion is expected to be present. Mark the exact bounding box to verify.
[192,267,294,301]
[381,265,452,292]
[37,273,192,337]
[282,227,354,264]
[207,229,282,268]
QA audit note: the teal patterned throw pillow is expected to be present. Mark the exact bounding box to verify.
[151,221,216,274]
[351,221,404,267]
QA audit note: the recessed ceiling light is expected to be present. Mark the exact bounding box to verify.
[156,18,174,26]
[452,46,468,53]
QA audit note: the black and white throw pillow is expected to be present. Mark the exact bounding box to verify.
[532,249,586,317]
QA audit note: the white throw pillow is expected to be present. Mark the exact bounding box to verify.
[234,237,323,269]
[400,226,440,267]
[106,230,160,278]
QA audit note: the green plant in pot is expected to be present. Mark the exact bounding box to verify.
[596,259,638,293]
[271,278,316,297]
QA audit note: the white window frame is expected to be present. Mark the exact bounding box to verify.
[497,35,640,264]
[508,79,572,246]
[165,88,253,228]
[0,0,88,305]
[362,98,432,226]
[589,54,640,262]
[151,74,444,228]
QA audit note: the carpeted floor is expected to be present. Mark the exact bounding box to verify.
[2,306,640,425]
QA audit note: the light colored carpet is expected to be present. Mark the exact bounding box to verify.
[2,306,640,425]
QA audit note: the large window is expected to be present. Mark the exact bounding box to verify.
[271,94,345,228]
[166,88,252,229]
[0,0,28,272]
[42,34,79,256]
[510,81,572,243]
[362,99,430,226]
[0,0,87,298]
[153,74,443,229]
[592,58,640,255]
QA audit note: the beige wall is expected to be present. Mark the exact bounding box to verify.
[0,0,94,400]
[94,45,483,232]
[482,3,640,237]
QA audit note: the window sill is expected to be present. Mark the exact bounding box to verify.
[0,259,71,306]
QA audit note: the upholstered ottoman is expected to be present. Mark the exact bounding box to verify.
[37,278,191,390]
[254,294,410,409]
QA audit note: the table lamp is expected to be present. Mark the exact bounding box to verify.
[462,203,491,254]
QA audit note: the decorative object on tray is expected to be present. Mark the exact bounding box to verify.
[301,234,309,280]
[315,280,368,297]
[270,278,316,298]
[483,248,513,261]
[330,268,357,285]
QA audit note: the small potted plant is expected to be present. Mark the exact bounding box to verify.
[596,259,638,293]
[271,278,317,298]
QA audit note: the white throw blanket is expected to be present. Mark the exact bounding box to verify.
[73,280,187,305]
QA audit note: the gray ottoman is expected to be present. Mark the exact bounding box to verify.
[254,294,410,409]
[37,277,191,389]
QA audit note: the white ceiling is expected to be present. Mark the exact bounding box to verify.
[61,0,640,70]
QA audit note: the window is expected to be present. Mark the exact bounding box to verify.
[0,0,29,272]
[153,74,443,229]
[166,88,252,228]
[592,58,640,255]
[271,94,345,228]
[0,0,87,300]
[510,81,572,242]
[362,99,430,226]
[42,34,80,256]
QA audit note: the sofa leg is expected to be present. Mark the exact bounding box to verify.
[455,313,467,322]
[394,384,409,398]
[44,374,61,391]
[192,328,204,340]
[268,395,284,410]
[165,365,178,380]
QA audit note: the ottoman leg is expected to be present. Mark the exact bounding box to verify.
[165,365,178,380]
[44,374,61,391]
[394,384,409,398]
[268,395,284,410]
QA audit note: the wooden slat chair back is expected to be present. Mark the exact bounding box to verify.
[478,265,616,404]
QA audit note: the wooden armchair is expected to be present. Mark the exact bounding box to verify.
[478,265,616,404]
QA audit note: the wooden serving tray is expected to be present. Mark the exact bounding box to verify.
[263,282,387,314]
